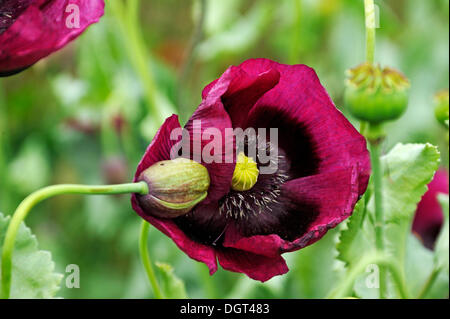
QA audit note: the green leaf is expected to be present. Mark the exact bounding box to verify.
[404,233,434,296]
[0,212,62,298]
[335,143,441,298]
[434,194,449,274]
[155,262,187,299]
[336,199,374,266]
[378,143,440,222]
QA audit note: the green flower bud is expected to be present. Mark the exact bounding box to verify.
[434,89,449,128]
[136,158,210,218]
[345,63,410,124]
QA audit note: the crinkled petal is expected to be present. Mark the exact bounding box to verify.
[189,65,280,202]
[222,222,284,258]
[214,68,280,128]
[217,248,288,282]
[184,68,236,203]
[0,0,105,74]
[281,167,361,252]
[222,168,360,255]
[239,58,370,195]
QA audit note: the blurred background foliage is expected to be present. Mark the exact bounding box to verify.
[0,0,448,298]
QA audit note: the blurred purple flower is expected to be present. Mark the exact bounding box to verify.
[132,58,371,281]
[412,169,449,250]
[0,0,104,76]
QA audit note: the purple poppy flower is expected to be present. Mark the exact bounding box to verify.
[0,0,104,76]
[132,58,371,282]
[412,169,449,250]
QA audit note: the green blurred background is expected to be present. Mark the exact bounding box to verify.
[0,0,448,298]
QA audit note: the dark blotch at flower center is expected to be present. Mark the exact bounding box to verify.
[0,0,33,34]
[219,135,290,220]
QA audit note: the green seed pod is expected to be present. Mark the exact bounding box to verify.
[434,89,449,128]
[345,63,410,124]
[136,158,210,218]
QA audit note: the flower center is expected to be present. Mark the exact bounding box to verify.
[219,139,290,220]
[231,152,259,191]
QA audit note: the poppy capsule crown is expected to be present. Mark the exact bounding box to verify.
[136,158,210,219]
[345,63,410,124]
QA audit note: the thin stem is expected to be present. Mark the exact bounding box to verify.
[0,182,148,299]
[110,0,171,124]
[0,80,12,213]
[417,266,441,299]
[364,0,376,64]
[328,253,409,299]
[139,221,164,299]
[368,133,386,298]
[288,0,302,64]
[177,0,208,112]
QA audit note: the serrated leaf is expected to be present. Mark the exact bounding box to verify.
[378,143,440,222]
[336,199,374,265]
[434,194,449,274]
[0,212,62,298]
[155,262,187,299]
[335,143,441,298]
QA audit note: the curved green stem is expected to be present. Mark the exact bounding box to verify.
[0,182,148,299]
[417,266,441,299]
[328,253,409,299]
[364,0,376,64]
[139,221,164,299]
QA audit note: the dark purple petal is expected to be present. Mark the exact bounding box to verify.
[239,58,370,194]
[0,0,34,33]
[412,169,449,249]
[222,222,284,258]
[222,168,360,257]
[201,66,280,128]
[184,67,236,203]
[133,115,181,177]
[131,115,218,274]
[217,248,288,282]
[0,0,105,74]
[174,201,228,246]
[280,167,361,251]
[132,199,218,274]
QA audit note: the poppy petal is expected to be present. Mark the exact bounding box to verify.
[217,248,288,282]
[0,0,105,74]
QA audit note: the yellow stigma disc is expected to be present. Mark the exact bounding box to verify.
[231,152,259,191]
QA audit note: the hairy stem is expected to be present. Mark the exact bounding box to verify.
[139,221,164,299]
[0,182,148,299]
[328,253,408,299]
[368,132,386,298]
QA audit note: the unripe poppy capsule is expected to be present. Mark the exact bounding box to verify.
[136,158,210,218]
[345,63,410,124]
